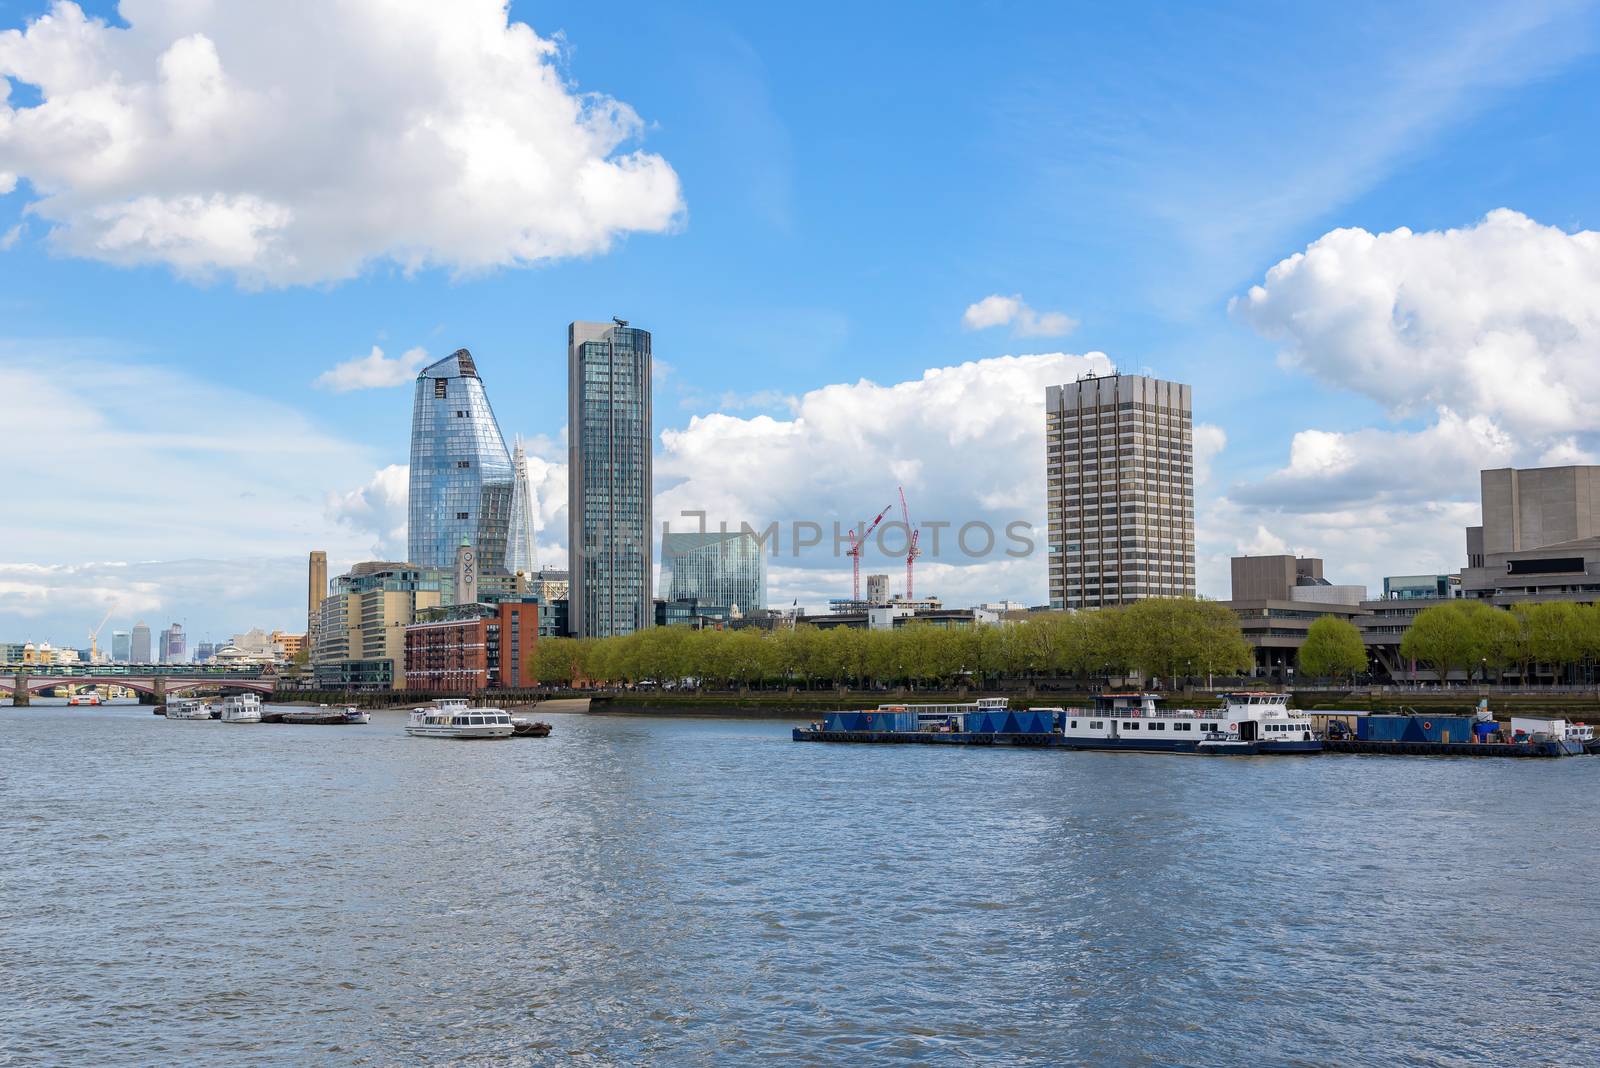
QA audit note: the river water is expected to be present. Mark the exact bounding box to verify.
[2,700,1597,1067]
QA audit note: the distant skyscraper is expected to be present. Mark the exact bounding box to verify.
[1046,372,1194,609]
[661,530,767,612]
[507,437,539,575]
[865,574,889,605]
[111,630,130,663]
[408,349,515,575]
[195,641,217,664]
[568,320,652,638]
[163,623,185,664]
[308,550,328,635]
[130,621,152,663]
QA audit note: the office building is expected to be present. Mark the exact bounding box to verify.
[568,319,652,638]
[1046,372,1194,609]
[308,550,327,636]
[865,574,889,606]
[1462,466,1600,604]
[404,600,540,693]
[313,562,448,690]
[660,530,767,613]
[111,630,130,663]
[161,623,185,664]
[408,348,515,576]
[194,641,216,664]
[130,622,151,664]
[1222,556,1367,680]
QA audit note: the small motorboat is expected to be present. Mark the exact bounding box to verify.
[511,716,553,738]
[1196,731,1260,756]
[68,693,103,706]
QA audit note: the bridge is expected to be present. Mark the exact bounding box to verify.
[0,664,275,704]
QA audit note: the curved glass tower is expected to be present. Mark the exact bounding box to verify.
[408,349,514,576]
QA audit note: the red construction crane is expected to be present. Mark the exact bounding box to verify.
[847,504,893,602]
[898,485,922,599]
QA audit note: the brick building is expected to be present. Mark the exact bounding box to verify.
[404,601,540,693]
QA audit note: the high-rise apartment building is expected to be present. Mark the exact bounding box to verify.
[312,562,447,690]
[408,349,515,576]
[1046,372,1194,609]
[130,621,152,663]
[568,320,652,638]
[661,530,767,612]
[111,630,130,663]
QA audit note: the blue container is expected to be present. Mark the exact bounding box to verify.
[1400,715,1472,743]
[825,709,916,732]
[1358,715,1408,741]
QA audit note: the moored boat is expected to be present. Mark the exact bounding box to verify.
[67,692,103,706]
[218,693,263,723]
[165,697,214,721]
[1054,692,1319,754]
[511,716,552,737]
[405,698,513,740]
[282,705,369,725]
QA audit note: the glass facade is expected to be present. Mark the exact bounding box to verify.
[408,349,515,575]
[660,531,767,612]
[507,437,538,575]
[568,321,652,638]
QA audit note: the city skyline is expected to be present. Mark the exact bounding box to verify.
[6,2,1600,644]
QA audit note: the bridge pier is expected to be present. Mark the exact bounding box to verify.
[12,674,28,706]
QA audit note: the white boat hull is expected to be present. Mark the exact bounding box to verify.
[405,723,513,740]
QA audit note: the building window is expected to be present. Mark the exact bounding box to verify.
[434,379,447,399]
[456,512,470,520]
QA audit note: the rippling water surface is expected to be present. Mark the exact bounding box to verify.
[3,701,1598,1066]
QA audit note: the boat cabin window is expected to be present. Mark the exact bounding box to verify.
[1089,721,1103,729]
[1150,722,1165,730]
[1125,722,1139,730]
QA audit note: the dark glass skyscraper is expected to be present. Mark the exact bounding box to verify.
[568,320,652,638]
[408,349,515,576]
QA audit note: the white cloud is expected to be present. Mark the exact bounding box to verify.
[0,1,684,286]
[1233,210,1600,441]
[314,345,428,392]
[0,222,20,250]
[325,464,410,560]
[961,294,1077,337]
[1213,208,1600,598]
[656,351,1115,604]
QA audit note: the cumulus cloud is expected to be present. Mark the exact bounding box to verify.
[314,345,429,392]
[1233,209,1600,441]
[1214,209,1600,596]
[961,294,1077,337]
[0,1,684,286]
[0,223,20,250]
[656,351,1115,603]
[325,464,410,560]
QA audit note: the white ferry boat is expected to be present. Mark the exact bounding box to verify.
[67,692,103,706]
[405,698,514,740]
[218,693,263,723]
[1052,692,1320,754]
[165,697,213,720]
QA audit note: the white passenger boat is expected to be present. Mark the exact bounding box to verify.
[218,693,263,723]
[405,698,513,740]
[165,697,214,720]
[1052,692,1320,754]
[67,692,103,706]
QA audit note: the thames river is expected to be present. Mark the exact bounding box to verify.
[2,701,1597,1067]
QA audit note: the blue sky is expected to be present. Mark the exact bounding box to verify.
[4,0,1600,647]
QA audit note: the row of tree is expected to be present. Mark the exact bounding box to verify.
[530,598,1254,690]
[1398,599,1600,682]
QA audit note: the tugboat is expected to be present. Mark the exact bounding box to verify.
[405,698,514,740]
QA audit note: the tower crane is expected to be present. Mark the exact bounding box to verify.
[88,607,113,663]
[846,504,893,603]
[898,486,922,600]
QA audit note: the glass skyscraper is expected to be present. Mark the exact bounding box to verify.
[408,349,515,576]
[568,320,652,638]
[661,530,767,612]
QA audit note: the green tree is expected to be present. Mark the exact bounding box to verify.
[530,637,589,687]
[1297,617,1366,681]
[1399,601,1510,682]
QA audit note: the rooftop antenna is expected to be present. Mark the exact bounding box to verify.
[612,316,629,327]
